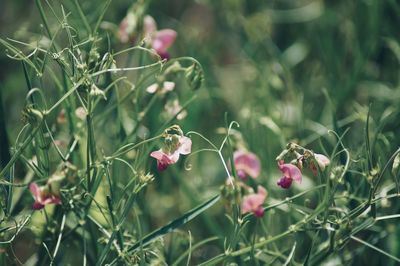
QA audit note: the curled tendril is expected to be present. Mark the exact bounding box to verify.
[26,87,48,110]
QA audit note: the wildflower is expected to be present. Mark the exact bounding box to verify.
[309,153,330,176]
[146,81,175,94]
[164,99,187,120]
[241,185,267,217]
[233,150,261,180]
[143,15,177,59]
[150,135,192,171]
[277,160,302,189]
[29,183,61,210]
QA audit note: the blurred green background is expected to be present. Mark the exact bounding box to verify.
[1,0,400,265]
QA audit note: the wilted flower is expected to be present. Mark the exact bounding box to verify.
[233,150,261,180]
[146,81,175,94]
[309,153,330,176]
[164,99,187,120]
[143,15,177,59]
[277,160,302,189]
[29,183,61,210]
[241,185,267,217]
[150,135,192,171]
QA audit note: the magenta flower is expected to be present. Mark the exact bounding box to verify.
[241,185,267,217]
[233,150,261,180]
[29,183,61,210]
[143,15,177,59]
[150,136,192,171]
[277,160,302,189]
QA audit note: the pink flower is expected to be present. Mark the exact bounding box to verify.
[277,160,302,189]
[241,185,267,217]
[143,15,177,59]
[29,183,61,210]
[233,150,261,180]
[150,136,192,171]
[310,153,330,176]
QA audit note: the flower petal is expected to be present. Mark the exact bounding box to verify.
[143,15,157,40]
[29,183,40,198]
[278,161,302,183]
[163,81,175,92]
[234,151,261,179]
[152,29,177,54]
[178,136,192,155]
[146,83,159,94]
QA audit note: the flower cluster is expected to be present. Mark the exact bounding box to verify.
[275,143,331,189]
[150,125,192,171]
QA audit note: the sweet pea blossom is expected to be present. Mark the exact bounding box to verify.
[143,15,177,59]
[233,150,261,180]
[29,183,61,210]
[150,136,192,171]
[241,185,267,217]
[277,160,302,189]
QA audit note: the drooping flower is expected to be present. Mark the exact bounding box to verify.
[241,185,267,217]
[150,135,192,171]
[309,153,330,176]
[277,160,302,189]
[143,15,177,59]
[29,183,61,210]
[146,81,175,94]
[233,150,261,180]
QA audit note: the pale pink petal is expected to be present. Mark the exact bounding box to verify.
[29,183,41,198]
[315,153,330,171]
[151,150,174,164]
[152,29,177,54]
[163,81,175,92]
[118,17,130,43]
[143,15,157,40]
[150,150,166,161]
[146,83,159,93]
[169,150,180,163]
[178,136,192,155]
